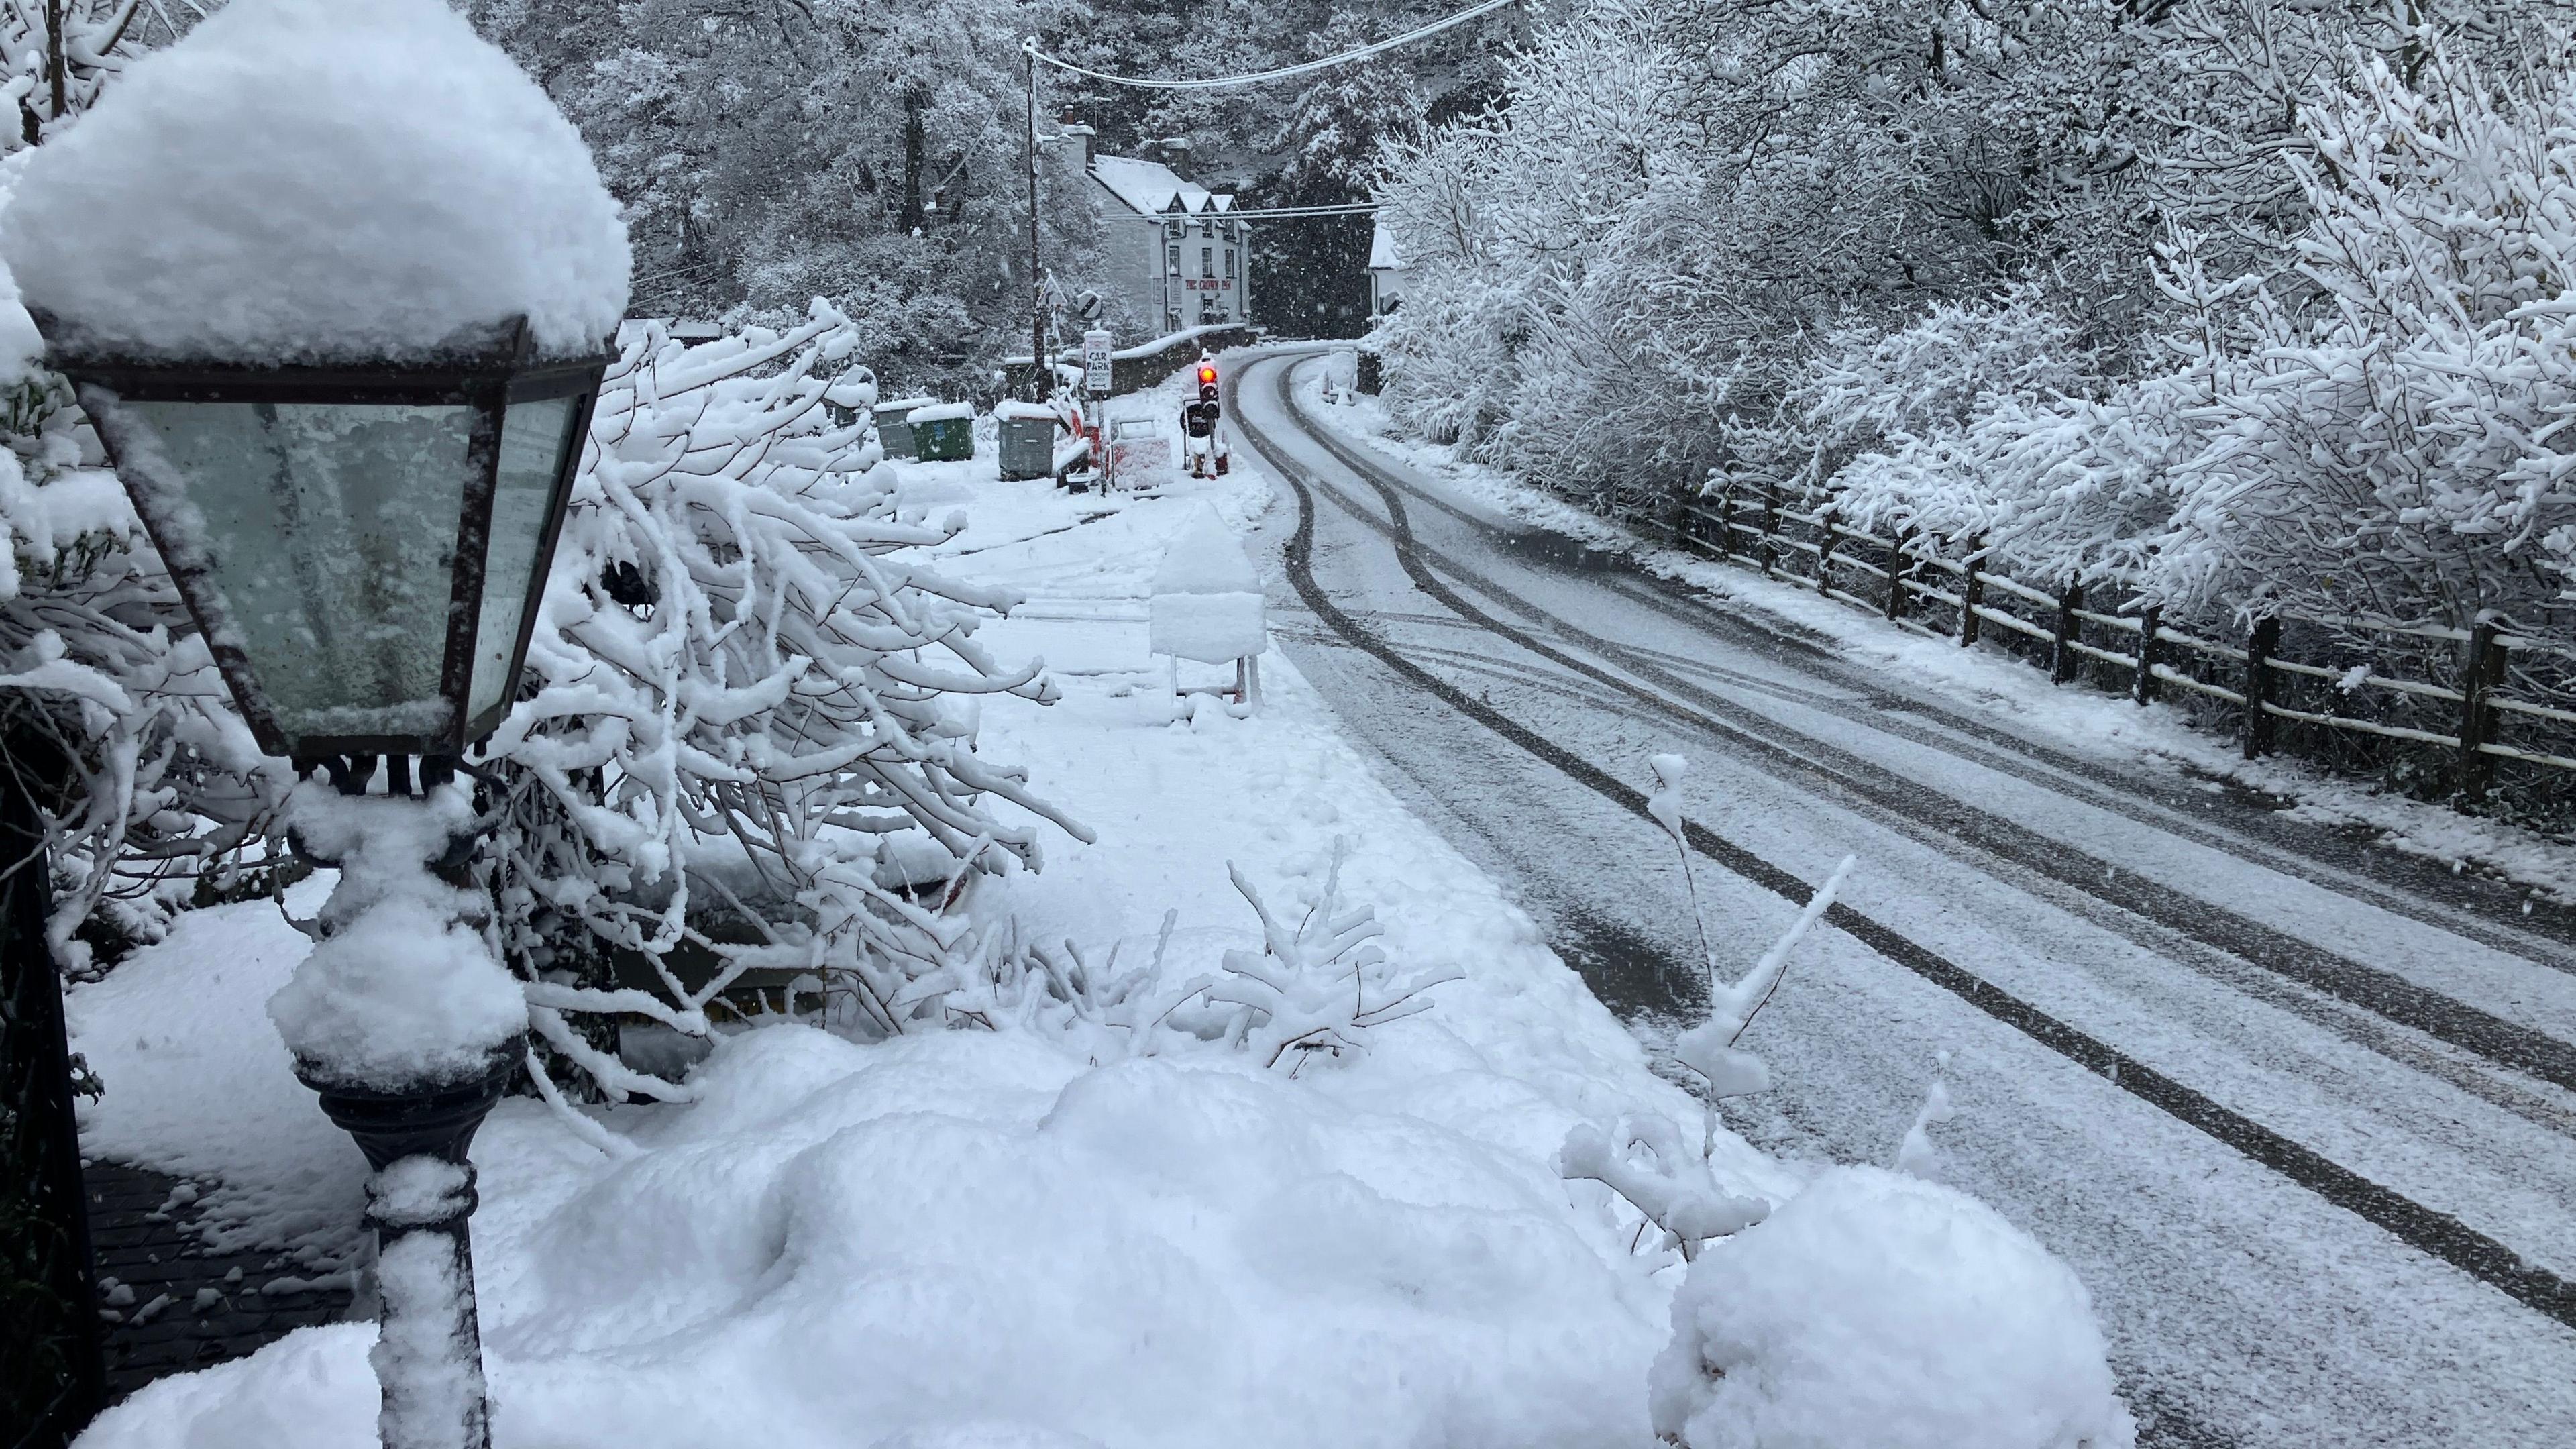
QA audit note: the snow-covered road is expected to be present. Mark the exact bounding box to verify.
[1228,348,2576,1448]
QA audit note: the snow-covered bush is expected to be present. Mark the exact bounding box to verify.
[1792,39,2576,643]
[1646,1165,2137,1449]
[2143,46,2576,629]
[1198,855,1460,1071]
[480,303,1090,1104]
[1783,284,2176,588]
[944,845,1459,1073]
[1577,755,2126,1445]
[0,0,270,962]
[1558,1114,1766,1263]
[0,364,284,973]
[1562,756,1844,1261]
[1373,0,2148,507]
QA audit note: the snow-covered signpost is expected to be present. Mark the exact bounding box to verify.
[0,2,629,1447]
[1152,507,1267,708]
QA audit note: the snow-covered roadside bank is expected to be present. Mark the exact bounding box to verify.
[1298,356,2576,907]
[69,369,2132,1449]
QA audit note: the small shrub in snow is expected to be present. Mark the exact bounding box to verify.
[1647,1166,2136,1449]
[1607,760,2125,1446]
[1558,1114,1766,1262]
[1199,855,1460,1072]
[1890,1051,1957,1179]
[1562,756,1851,1260]
[947,846,1459,1074]
[1648,755,1854,1102]
[940,913,1183,1052]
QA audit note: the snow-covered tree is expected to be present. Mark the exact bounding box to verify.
[1373,0,2153,505]
[1379,0,2576,657]
[474,0,1114,396]
[2143,45,2576,629]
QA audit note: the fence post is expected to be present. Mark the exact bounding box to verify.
[1959,537,1985,647]
[1885,526,1913,623]
[1717,476,1737,560]
[1814,504,1839,594]
[2051,583,2083,684]
[2243,615,2283,759]
[2133,604,2161,705]
[2457,616,2505,804]
[1758,480,1780,578]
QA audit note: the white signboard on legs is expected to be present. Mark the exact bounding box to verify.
[1082,329,1114,396]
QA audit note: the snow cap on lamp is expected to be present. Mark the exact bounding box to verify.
[0,0,631,365]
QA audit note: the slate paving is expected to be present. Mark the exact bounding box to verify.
[83,1159,356,1404]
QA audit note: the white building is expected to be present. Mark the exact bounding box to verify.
[1059,121,1250,336]
[1368,220,1405,317]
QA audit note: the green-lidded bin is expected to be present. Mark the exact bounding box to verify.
[874,395,938,459]
[908,402,975,462]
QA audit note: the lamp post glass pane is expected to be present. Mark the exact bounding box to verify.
[467,394,578,725]
[119,399,474,748]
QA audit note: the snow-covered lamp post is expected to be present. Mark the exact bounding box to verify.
[0,3,630,1447]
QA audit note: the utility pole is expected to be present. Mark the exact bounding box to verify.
[1024,41,1048,402]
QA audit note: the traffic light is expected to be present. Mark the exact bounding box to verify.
[1196,362,1218,400]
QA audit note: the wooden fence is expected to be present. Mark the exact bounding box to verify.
[1633,481,2576,808]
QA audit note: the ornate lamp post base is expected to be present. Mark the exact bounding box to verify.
[301,1042,524,1449]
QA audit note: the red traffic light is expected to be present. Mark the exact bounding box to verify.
[1196,364,1218,388]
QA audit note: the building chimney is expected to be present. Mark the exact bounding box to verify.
[1155,136,1191,180]
[1057,111,1095,173]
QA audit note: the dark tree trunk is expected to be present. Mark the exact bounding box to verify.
[900,86,928,233]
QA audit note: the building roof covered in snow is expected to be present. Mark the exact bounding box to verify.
[1368,221,1403,272]
[1091,153,1234,217]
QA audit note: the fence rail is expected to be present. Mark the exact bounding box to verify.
[1652,486,2576,807]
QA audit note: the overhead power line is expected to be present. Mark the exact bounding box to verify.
[1119,203,1380,220]
[1022,0,1518,91]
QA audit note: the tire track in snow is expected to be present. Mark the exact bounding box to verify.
[1327,412,2576,967]
[1229,349,2576,1337]
[1275,362,2576,1093]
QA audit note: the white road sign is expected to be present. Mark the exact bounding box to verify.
[1083,329,1114,395]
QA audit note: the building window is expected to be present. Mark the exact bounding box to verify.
[1201,246,1214,278]
[1224,248,1236,280]
[1167,243,1180,273]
